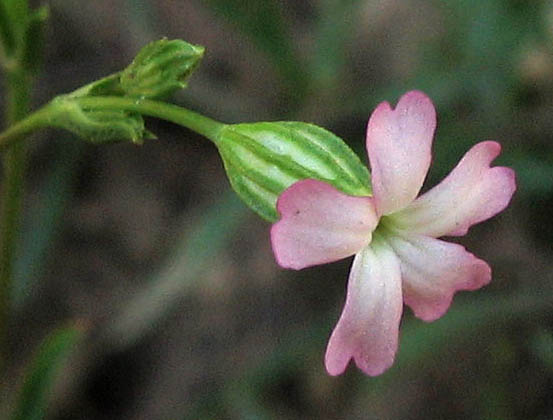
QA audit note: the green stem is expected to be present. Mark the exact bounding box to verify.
[0,96,226,151]
[0,69,30,369]
[76,96,225,142]
[0,104,50,152]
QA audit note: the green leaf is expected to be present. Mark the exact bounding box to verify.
[3,0,28,25]
[11,323,84,420]
[104,192,248,349]
[204,0,307,100]
[311,0,364,89]
[531,329,553,373]
[12,138,85,307]
[216,121,371,221]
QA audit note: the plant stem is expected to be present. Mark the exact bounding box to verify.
[76,96,226,142]
[0,69,30,369]
[0,103,50,152]
[0,96,227,151]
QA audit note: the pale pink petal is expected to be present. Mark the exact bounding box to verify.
[271,179,378,270]
[367,90,436,215]
[387,232,491,322]
[389,141,516,238]
[325,240,403,376]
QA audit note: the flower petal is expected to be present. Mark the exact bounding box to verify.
[388,141,516,238]
[366,90,436,215]
[271,179,378,270]
[325,240,403,376]
[387,233,491,322]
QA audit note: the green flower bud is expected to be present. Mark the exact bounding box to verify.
[216,122,371,222]
[120,38,204,99]
[48,96,155,144]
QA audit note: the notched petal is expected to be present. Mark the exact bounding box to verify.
[367,90,436,215]
[388,233,491,322]
[271,179,378,270]
[324,241,403,376]
[390,141,516,238]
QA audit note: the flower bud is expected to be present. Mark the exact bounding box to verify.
[49,96,154,144]
[216,122,371,221]
[120,38,204,99]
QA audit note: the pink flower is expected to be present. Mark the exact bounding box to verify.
[270,91,516,376]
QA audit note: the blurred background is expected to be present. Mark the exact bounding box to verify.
[1,0,553,418]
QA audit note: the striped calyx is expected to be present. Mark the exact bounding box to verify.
[120,38,205,99]
[48,96,155,145]
[215,121,371,222]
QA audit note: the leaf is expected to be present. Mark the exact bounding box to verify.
[11,323,85,420]
[12,138,85,307]
[103,192,248,349]
[310,0,364,89]
[204,0,308,100]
